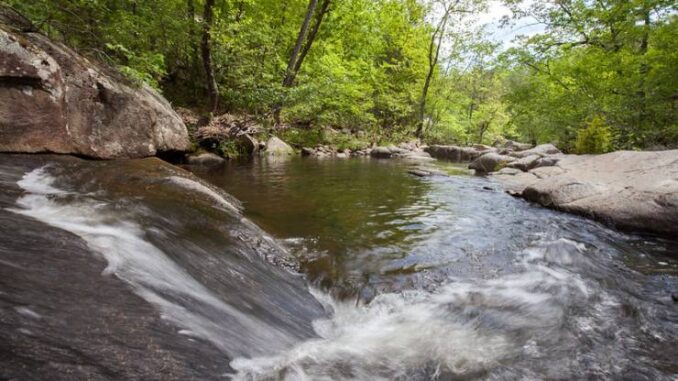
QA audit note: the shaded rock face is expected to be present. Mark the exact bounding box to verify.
[494,150,678,236]
[0,11,189,159]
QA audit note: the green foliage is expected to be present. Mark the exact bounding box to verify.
[501,0,677,150]
[575,117,614,154]
[219,140,245,159]
[278,128,370,151]
[8,0,676,149]
[105,43,166,89]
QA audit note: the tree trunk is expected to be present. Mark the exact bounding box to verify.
[274,0,321,125]
[293,0,331,74]
[201,0,218,115]
[415,9,450,138]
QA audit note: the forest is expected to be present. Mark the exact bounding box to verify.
[9,0,677,153]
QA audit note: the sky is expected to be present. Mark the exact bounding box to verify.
[476,0,545,48]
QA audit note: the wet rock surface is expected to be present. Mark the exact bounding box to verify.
[0,154,326,380]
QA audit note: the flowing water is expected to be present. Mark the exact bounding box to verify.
[1,154,677,380]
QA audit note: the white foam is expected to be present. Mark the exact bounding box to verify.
[16,166,68,195]
[230,253,592,380]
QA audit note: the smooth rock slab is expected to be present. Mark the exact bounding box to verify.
[495,150,678,236]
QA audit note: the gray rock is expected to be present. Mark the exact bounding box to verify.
[0,17,189,159]
[186,152,225,165]
[504,140,533,151]
[534,156,560,168]
[264,137,294,156]
[511,144,561,158]
[495,167,522,176]
[469,153,516,173]
[507,154,541,172]
[530,166,565,179]
[301,147,315,156]
[496,150,678,236]
[407,167,446,177]
[370,146,392,158]
[425,145,492,162]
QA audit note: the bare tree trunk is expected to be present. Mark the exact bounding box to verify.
[293,0,331,74]
[283,0,319,87]
[415,9,450,139]
[274,0,325,125]
[201,0,218,115]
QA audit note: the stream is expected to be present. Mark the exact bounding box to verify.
[1,154,676,380]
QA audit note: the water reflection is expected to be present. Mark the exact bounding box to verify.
[189,157,678,302]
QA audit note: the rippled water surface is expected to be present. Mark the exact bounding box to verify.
[1,154,676,380]
[190,157,678,379]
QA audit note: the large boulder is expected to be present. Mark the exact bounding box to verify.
[469,152,516,173]
[264,136,294,156]
[511,144,561,158]
[425,145,493,162]
[370,146,393,158]
[495,150,678,236]
[0,8,189,159]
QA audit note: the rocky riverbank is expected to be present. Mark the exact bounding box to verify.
[492,150,678,236]
[417,141,678,236]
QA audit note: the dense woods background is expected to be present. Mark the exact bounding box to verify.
[8,0,677,152]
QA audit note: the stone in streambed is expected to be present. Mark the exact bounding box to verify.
[186,152,225,166]
[507,154,541,172]
[510,144,561,158]
[264,137,294,156]
[469,153,516,173]
[370,146,393,158]
[425,145,492,162]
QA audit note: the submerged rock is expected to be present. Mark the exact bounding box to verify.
[0,8,189,159]
[494,150,678,236]
[186,152,225,166]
